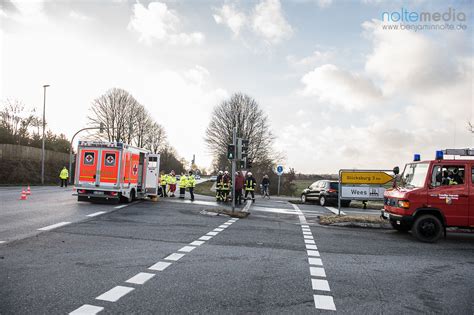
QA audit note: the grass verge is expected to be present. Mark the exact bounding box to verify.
[194,181,215,197]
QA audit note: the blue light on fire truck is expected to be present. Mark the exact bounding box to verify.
[413,154,421,161]
[435,150,444,160]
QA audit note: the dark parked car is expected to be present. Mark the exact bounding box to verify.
[300,180,350,207]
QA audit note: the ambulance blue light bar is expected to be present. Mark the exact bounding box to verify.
[435,150,444,160]
[413,154,421,161]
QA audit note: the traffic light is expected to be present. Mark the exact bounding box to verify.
[227,144,235,160]
[240,158,246,168]
[99,122,105,133]
[247,158,253,169]
[241,139,249,159]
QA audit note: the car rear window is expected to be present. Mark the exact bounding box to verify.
[329,182,338,190]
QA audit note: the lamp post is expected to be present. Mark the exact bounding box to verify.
[41,84,50,185]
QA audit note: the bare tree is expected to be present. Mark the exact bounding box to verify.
[145,122,167,153]
[0,99,38,144]
[205,92,276,171]
[468,122,474,133]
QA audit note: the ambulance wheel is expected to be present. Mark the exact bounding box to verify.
[120,193,132,203]
[412,214,442,243]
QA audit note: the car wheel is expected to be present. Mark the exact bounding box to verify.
[412,214,443,243]
[301,194,306,203]
[390,221,410,232]
[319,195,326,207]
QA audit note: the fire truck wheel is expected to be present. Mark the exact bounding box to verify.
[412,214,443,243]
[390,220,410,232]
[319,195,326,207]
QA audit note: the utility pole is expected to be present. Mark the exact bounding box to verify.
[231,127,236,213]
[41,84,50,185]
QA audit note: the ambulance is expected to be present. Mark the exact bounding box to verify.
[74,141,160,203]
[382,149,474,242]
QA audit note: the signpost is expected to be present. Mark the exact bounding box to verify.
[276,165,283,196]
[338,169,394,216]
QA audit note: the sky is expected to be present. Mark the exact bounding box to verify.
[1,0,473,174]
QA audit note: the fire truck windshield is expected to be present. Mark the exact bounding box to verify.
[401,162,429,188]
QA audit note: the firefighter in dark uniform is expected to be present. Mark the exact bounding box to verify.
[216,170,223,201]
[244,172,256,202]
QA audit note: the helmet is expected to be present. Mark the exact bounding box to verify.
[248,172,252,176]
[170,170,175,175]
[218,171,223,175]
[224,171,229,174]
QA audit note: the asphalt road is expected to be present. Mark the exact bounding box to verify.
[0,191,473,314]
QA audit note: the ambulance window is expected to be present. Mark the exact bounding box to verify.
[84,152,95,165]
[104,153,116,167]
[148,156,157,168]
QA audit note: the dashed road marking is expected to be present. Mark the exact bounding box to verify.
[164,253,185,261]
[178,246,196,253]
[69,304,104,315]
[149,261,172,271]
[213,228,224,232]
[310,267,326,277]
[304,239,316,244]
[0,241,5,244]
[206,231,219,236]
[37,222,71,231]
[199,235,213,241]
[218,225,229,229]
[87,211,106,217]
[312,279,331,291]
[190,240,204,246]
[307,250,320,257]
[96,285,134,302]
[304,235,313,239]
[314,295,336,311]
[309,257,323,265]
[306,244,318,250]
[303,231,312,235]
[114,204,128,209]
[125,272,155,285]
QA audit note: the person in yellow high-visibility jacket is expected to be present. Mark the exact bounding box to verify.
[160,171,168,197]
[179,172,188,199]
[187,170,196,201]
[59,166,69,187]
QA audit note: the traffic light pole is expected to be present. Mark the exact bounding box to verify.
[231,127,236,213]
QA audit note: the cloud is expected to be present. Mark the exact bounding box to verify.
[316,0,333,8]
[287,49,333,67]
[2,0,47,25]
[128,1,204,46]
[69,10,91,21]
[301,64,383,110]
[213,3,246,36]
[252,0,293,44]
[213,0,293,45]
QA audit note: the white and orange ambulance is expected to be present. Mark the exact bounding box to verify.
[74,141,160,203]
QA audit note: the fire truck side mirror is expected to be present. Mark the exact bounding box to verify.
[393,166,400,175]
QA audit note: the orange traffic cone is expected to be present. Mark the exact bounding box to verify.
[26,185,31,195]
[20,189,27,200]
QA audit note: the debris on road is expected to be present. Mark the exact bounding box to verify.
[201,208,250,218]
[319,215,390,229]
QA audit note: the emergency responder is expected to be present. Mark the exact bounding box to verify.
[216,171,223,201]
[179,172,188,199]
[160,171,168,197]
[221,171,231,202]
[59,166,69,187]
[234,171,244,205]
[261,174,270,199]
[187,170,196,201]
[244,172,256,202]
[168,170,177,197]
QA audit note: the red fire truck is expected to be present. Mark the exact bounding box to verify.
[74,141,160,203]
[382,149,474,242]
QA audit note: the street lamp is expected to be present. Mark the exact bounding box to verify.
[41,84,50,185]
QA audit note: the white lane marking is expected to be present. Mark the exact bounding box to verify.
[310,267,326,277]
[0,241,5,244]
[307,250,321,257]
[312,279,331,291]
[69,304,104,315]
[242,200,252,213]
[125,272,155,285]
[223,222,232,225]
[87,211,106,217]
[303,231,312,235]
[213,228,224,232]
[218,225,229,229]
[309,257,323,265]
[207,231,219,236]
[304,239,316,244]
[304,235,313,239]
[298,215,307,224]
[149,261,172,271]
[114,204,128,209]
[164,253,185,261]
[314,295,336,311]
[301,224,309,228]
[325,206,346,216]
[37,222,71,231]
[199,235,213,241]
[190,240,205,246]
[178,246,196,253]
[96,286,134,302]
[306,244,318,250]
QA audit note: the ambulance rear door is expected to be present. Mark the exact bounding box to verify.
[98,148,120,187]
[77,148,99,185]
[145,154,160,196]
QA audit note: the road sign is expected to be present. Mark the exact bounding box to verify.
[276,165,283,175]
[340,171,393,185]
[341,186,386,200]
